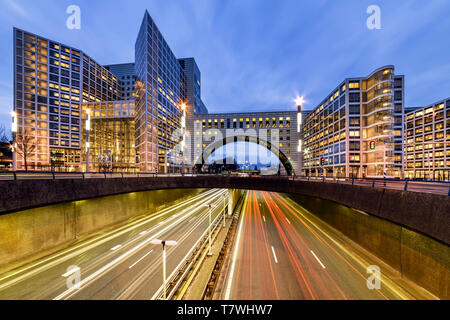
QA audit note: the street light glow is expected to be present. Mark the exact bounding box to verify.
[295,96,305,106]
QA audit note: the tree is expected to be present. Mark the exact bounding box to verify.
[0,125,11,143]
[15,134,36,171]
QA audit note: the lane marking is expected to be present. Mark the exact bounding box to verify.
[129,250,153,269]
[271,246,278,264]
[61,266,80,278]
[262,216,266,222]
[0,189,222,289]
[0,189,221,289]
[310,250,326,269]
[224,193,247,300]
[285,217,291,224]
[139,231,148,235]
[54,193,225,300]
[110,245,122,251]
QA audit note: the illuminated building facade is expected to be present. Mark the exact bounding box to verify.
[13,28,120,171]
[302,66,404,178]
[404,98,450,180]
[193,111,300,175]
[134,11,186,173]
[105,63,136,100]
[81,100,137,172]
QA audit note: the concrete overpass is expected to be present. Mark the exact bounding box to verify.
[1,175,448,245]
[0,176,449,298]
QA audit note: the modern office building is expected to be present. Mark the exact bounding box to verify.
[302,66,404,179]
[13,11,416,177]
[178,58,208,115]
[193,111,300,175]
[104,63,136,100]
[81,100,137,172]
[13,28,121,171]
[178,57,208,169]
[404,98,450,180]
[134,11,187,173]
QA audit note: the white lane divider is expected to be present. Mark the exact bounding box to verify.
[310,250,326,269]
[0,189,222,292]
[262,216,266,222]
[271,246,278,264]
[285,217,291,225]
[224,196,247,300]
[55,191,225,300]
[61,266,80,278]
[129,250,153,269]
[110,245,122,251]
[139,231,148,235]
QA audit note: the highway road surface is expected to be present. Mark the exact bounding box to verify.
[0,188,227,300]
[221,190,437,300]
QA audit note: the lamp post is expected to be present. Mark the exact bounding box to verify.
[295,96,305,177]
[204,203,216,256]
[86,109,91,173]
[223,193,227,228]
[181,103,186,176]
[10,111,17,171]
[150,238,178,300]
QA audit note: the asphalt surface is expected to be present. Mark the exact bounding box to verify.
[221,190,437,300]
[0,188,227,300]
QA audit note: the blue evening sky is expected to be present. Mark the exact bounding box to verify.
[0,0,449,131]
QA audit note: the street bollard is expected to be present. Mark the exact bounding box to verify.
[404,180,408,191]
[372,180,375,188]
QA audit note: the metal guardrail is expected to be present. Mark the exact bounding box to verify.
[1,171,449,196]
[291,175,450,196]
[154,202,225,300]
[202,191,245,300]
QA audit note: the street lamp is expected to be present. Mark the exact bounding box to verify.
[10,111,17,171]
[86,109,91,173]
[295,96,305,177]
[204,203,216,256]
[223,193,227,228]
[150,238,178,300]
[181,103,186,176]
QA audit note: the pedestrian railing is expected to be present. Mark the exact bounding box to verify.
[1,171,449,196]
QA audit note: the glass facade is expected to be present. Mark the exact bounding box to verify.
[14,28,120,171]
[81,101,137,172]
[404,98,450,180]
[105,63,136,100]
[302,66,404,178]
[135,11,186,173]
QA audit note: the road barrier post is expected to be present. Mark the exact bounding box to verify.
[404,180,408,191]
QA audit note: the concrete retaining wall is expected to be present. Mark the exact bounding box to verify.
[0,188,204,268]
[1,177,448,245]
[288,193,450,299]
